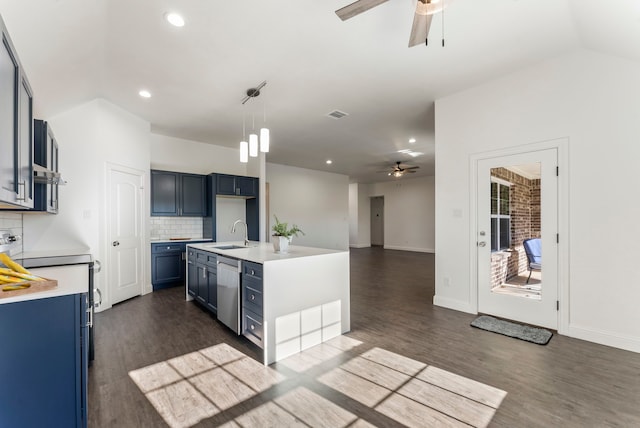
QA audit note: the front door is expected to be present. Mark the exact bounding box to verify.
[477,148,558,329]
[108,165,144,305]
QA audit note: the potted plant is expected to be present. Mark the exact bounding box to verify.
[271,215,304,253]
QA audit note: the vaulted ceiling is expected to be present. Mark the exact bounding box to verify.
[1,0,638,183]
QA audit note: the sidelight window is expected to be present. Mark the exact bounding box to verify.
[491,179,511,251]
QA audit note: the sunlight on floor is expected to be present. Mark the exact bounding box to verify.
[129,337,507,428]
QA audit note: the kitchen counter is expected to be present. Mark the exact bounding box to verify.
[187,241,343,264]
[0,265,89,305]
[151,238,212,243]
[1,248,93,305]
[186,241,350,365]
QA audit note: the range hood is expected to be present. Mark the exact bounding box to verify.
[33,164,66,185]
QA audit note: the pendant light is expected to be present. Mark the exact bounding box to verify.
[260,95,270,152]
[240,81,270,161]
[239,110,248,163]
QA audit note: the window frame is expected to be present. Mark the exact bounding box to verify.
[490,177,512,252]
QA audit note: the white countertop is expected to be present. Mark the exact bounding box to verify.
[186,241,347,264]
[0,264,88,305]
[14,247,91,260]
[151,238,213,243]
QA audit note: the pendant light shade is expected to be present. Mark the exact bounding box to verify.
[249,133,258,157]
[260,128,270,153]
[240,141,248,163]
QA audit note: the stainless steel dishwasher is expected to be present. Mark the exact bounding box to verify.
[216,255,241,334]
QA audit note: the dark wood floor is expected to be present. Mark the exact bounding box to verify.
[89,247,640,427]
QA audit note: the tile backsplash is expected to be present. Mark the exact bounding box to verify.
[150,217,203,240]
[0,213,24,254]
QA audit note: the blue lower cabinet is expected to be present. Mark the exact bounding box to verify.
[0,293,88,427]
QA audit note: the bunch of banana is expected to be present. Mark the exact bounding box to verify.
[0,253,43,291]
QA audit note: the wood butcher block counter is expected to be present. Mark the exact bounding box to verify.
[186,241,351,365]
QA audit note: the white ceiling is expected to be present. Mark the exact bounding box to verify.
[1,0,639,183]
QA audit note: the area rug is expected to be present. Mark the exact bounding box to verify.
[471,315,553,345]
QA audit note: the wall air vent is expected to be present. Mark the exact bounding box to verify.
[327,110,349,119]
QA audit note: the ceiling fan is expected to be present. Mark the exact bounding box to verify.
[335,0,450,47]
[386,161,420,177]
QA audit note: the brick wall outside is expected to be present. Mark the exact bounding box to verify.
[490,167,541,282]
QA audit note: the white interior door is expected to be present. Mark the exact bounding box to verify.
[108,165,144,305]
[477,148,558,329]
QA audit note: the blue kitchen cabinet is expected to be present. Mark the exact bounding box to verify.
[216,174,257,197]
[242,261,264,348]
[181,173,206,216]
[187,247,198,297]
[33,119,59,213]
[203,174,260,241]
[186,248,218,314]
[151,170,179,215]
[0,293,88,427]
[151,243,185,290]
[0,15,34,209]
[151,170,206,216]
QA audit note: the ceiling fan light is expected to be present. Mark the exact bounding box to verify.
[249,134,259,157]
[240,141,248,163]
[260,128,270,152]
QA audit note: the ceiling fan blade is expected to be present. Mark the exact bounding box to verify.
[336,0,390,21]
[404,166,420,170]
[408,12,433,47]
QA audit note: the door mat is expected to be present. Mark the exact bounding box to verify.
[471,315,553,345]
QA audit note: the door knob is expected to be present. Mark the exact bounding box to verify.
[478,241,486,247]
[112,241,120,247]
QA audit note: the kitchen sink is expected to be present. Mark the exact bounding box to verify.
[210,245,247,250]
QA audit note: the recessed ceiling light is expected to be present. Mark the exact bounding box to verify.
[326,160,333,165]
[409,138,416,143]
[139,90,151,98]
[164,12,185,27]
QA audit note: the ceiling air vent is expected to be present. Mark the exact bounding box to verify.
[327,110,349,119]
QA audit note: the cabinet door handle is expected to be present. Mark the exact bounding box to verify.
[202,267,206,279]
[250,294,255,301]
[250,324,255,330]
[16,181,26,201]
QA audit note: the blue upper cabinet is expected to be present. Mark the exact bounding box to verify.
[216,174,257,197]
[33,119,59,213]
[0,16,33,209]
[181,173,206,216]
[151,170,206,217]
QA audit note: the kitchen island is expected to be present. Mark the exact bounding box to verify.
[186,241,350,365]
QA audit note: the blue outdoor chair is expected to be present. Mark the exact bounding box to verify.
[523,238,541,284]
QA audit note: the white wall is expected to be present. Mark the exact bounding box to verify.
[266,163,349,251]
[434,49,640,352]
[150,133,248,176]
[23,99,151,309]
[348,183,372,248]
[368,176,435,253]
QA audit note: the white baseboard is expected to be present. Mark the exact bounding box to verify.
[383,245,435,253]
[349,244,370,248]
[433,295,475,314]
[567,323,640,354]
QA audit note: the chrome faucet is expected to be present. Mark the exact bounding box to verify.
[231,219,249,246]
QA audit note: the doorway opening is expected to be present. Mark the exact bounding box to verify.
[370,196,384,247]
[489,164,542,301]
